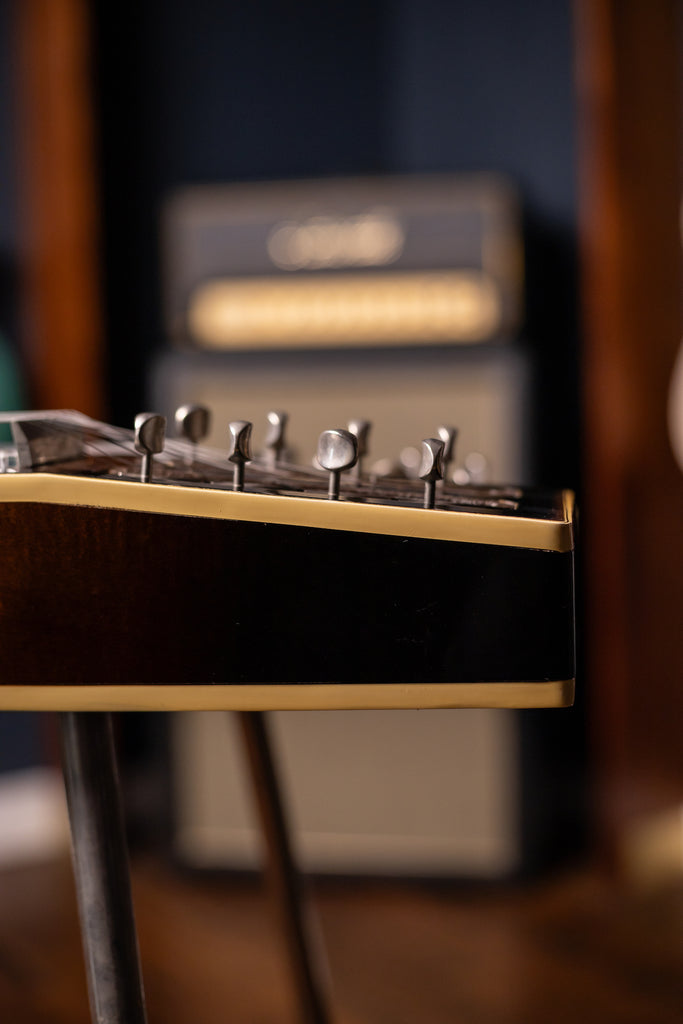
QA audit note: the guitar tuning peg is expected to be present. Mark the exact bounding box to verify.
[317,428,358,500]
[436,425,457,482]
[465,451,489,484]
[227,420,252,492]
[452,451,490,486]
[370,457,405,479]
[175,403,211,445]
[399,445,422,479]
[264,410,288,468]
[134,412,166,483]
[418,438,445,509]
[347,418,371,478]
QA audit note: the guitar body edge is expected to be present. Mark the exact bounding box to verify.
[0,500,576,708]
[0,680,574,711]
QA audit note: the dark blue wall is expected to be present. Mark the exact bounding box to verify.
[388,0,576,223]
[94,1,578,487]
[388,0,578,485]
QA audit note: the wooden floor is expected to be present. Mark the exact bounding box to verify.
[0,855,682,1023]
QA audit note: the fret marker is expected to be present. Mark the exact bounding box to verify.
[227,420,252,492]
[418,438,445,510]
[317,429,358,500]
[134,413,166,483]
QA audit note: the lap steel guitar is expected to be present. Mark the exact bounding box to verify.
[0,408,575,711]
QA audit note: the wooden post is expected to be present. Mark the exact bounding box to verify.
[14,0,104,416]
[575,0,683,859]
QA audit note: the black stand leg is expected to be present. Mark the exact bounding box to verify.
[237,711,333,1024]
[60,712,148,1024]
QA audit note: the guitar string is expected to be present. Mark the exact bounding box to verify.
[7,415,526,512]
[15,417,383,497]
[11,416,311,486]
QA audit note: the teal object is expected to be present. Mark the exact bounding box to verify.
[0,332,34,778]
[0,332,24,441]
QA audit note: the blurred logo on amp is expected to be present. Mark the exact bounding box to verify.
[267,211,405,271]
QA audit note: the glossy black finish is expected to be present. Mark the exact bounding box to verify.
[0,503,575,688]
[60,712,147,1024]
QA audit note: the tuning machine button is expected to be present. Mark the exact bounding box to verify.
[134,412,166,483]
[452,451,490,485]
[464,451,489,483]
[418,438,445,509]
[399,446,421,479]
[227,420,252,492]
[436,426,457,482]
[347,419,371,479]
[317,429,358,500]
[175,403,211,445]
[370,457,404,479]
[264,410,288,469]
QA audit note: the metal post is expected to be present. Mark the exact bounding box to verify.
[237,711,333,1024]
[60,712,148,1024]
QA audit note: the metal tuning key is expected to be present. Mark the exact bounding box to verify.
[175,403,210,469]
[134,412,166,483]
[464,451,489,484]
[317,429,358,500]
[264,410,288,469]
[437,425,458,483]
[175,403,211,445]
[418,438,445,510]
[399,446,422,479]
[227,420,252,492]
[347,419,371,479]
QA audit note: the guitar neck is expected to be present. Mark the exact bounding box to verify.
[0,410,576,711]
[0,409,572,544]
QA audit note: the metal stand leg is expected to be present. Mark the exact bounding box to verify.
[237,711,333,1024]
[60,712,147,1024]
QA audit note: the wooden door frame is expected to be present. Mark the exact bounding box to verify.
[14,0,104,417]
[575,0,683,859]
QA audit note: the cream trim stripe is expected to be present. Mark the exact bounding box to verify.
[0,474,574,552]
[0,681,574,711]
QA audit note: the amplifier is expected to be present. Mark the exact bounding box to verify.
[151,343,536,878]
[162,175,522,352]
[154,175,554,878]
